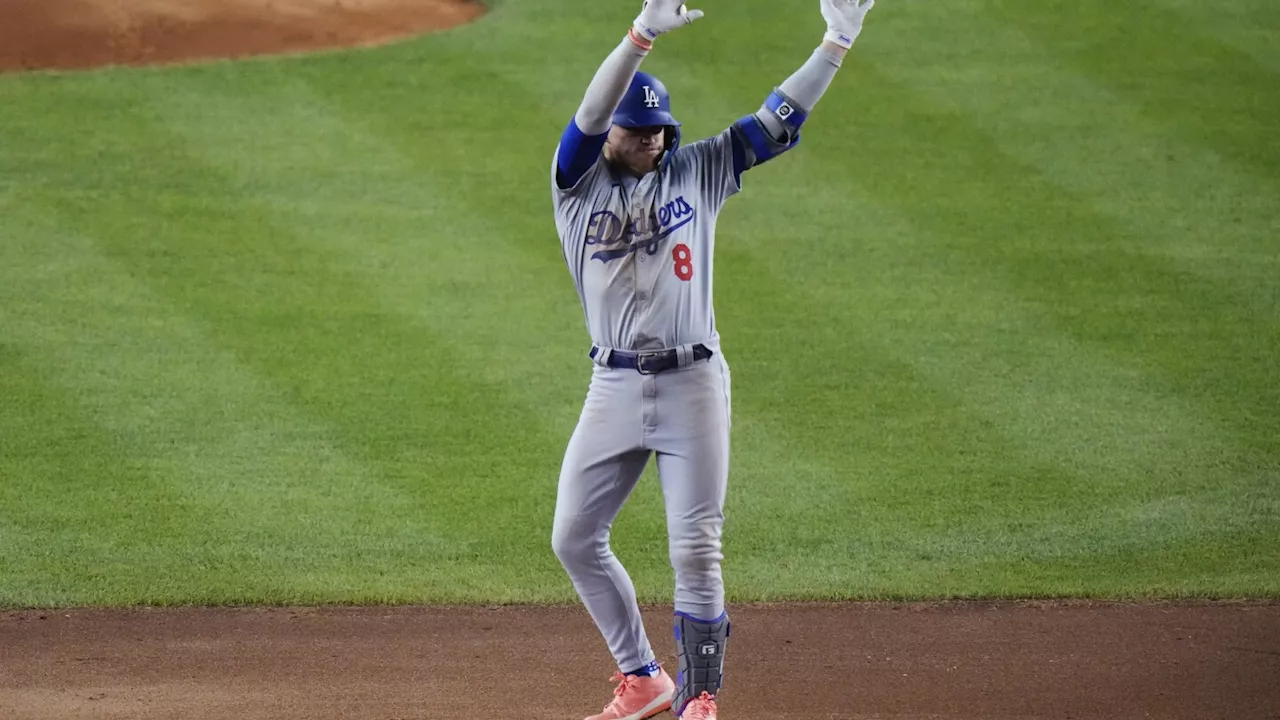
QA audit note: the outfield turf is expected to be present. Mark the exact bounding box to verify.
[1,0,1277,609]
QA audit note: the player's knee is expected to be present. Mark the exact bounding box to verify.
[550,520,579,566]
[668,534,723,577]
[551,516,603,569]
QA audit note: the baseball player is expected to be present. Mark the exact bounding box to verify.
[549,1,876,718]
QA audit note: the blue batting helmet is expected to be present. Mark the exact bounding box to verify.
[613,71,682,155]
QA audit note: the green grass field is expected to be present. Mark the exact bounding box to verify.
[1,0,1277,609]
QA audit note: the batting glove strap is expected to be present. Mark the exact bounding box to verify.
[820,0,875,49]
[823,28,856,49]
[633,20,662,43]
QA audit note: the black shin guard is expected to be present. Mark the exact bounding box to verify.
[673,611,730,715]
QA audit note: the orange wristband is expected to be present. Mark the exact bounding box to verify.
[628,27,654,51]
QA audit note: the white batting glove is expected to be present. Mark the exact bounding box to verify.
[820,0,875,49]
[633,0,705,44]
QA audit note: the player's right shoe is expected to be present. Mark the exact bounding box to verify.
[583,667,676,720]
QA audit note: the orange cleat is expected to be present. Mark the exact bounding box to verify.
[678,691,718,720]
[584,668,676,720]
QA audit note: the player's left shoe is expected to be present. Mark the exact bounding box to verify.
[678,692,718,720]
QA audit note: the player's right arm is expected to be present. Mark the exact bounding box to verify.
[555,37,647,191]
[555,0,705,191]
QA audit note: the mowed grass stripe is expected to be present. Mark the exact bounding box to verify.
[870,4,1280,443]
[0,75,574,605]
[0,345,193,609]
[144,70,584,387]
[835,65,1277,589]
[0,201,489,607]
[0,213,233,607]
[710,147,1277,597]
[991,0,1280,179]
[1152,0,1280,72]
[919,35,1280,299]
[135,71,599,598]
[839,55,1279,466]
[845,64,1277,448]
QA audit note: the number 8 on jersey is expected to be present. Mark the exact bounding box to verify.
[672,243,693,281]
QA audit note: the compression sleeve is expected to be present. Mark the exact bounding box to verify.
[576,35,649,134]
[756,46,843,143]
[778,46,843,113]
[556,36,649,189]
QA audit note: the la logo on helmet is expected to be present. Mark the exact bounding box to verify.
[643,86,660,108]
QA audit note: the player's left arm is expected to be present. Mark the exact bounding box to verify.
[729,0,876,179]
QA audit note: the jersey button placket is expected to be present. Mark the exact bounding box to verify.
[631,184,647,307]
[634,185,646,268]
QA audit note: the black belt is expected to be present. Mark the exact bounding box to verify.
[589,344,713,374]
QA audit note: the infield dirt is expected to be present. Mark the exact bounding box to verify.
[3,601,1279,719]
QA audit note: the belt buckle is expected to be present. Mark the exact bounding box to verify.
[636,351,663,375]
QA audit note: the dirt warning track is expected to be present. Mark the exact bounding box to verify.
[0,0,484,72]
[2,600,1279,719]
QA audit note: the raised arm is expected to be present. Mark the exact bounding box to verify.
[555,1,705,190]
[731,0,876,174]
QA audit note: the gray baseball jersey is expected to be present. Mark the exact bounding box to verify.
[550,127,741,355]
[548,128,741,679]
